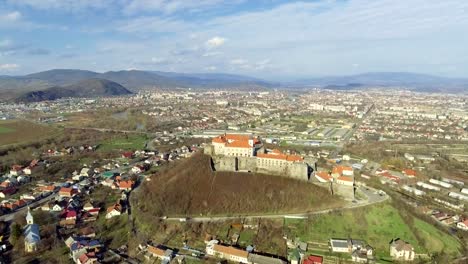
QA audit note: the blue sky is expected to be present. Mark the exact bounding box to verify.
[0,0,467,80]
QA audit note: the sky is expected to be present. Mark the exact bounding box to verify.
[0,0,468,80]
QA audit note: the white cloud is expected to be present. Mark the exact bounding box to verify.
[205,66,217,71]
[116,16,192,34]
[230,58,247,65]
[6,0,112,11]
[202,51,222,57]
[123,0,226,15]
[0,63,19,71]
[206,36,226,49]
[1,11,22,21]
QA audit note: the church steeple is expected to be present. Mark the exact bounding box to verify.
[26,207,34,225]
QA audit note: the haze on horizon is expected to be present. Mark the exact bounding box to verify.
[1,0,468,81]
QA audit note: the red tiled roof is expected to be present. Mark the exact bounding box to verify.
[41,185,55,192]
[332,166,353,175]
[60,187,73,193]
[212,134,260,148]
[226,140,253,148]
[11,165,23,171]
[257,150,304,162]
[119,180,134,189]
[148,245,165,256]
[337,176,353,182]
[107,203,121,213]
[316,171,332,181]
[213,244,248,258]
[304,255,323,264]
[403,169,416,176]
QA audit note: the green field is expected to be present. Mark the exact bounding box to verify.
[413,218,461,255]
[0,125,16,133]
[98,134,148,151]
[284,202,462,259]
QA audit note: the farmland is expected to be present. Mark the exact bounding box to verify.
[0,120,59,146]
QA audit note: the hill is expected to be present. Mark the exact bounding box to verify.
[16,78,132,102]
[133,153,343,216]
[0,69,271,93]
[292,72,468,93]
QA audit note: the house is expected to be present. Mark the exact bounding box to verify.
[303,255,323,264]
[315,171,333,183]
[23,167,32,175]
[147,245,173,263]
[121,151,134,159]
[402,169,416,178]
[79,227,96,238]
[389,238,415,261]
[40,185,56,194]
[83,202,94,211]
[131,165,144,174]
[457,219,468,231]
[248,253,287,264]
[80,168,91,177]
[77,252,98,264]
[62,210,77,221]
[206,243,249,264]
[118,180,134,191]
[0,187,17,198]
[14,199,27,208]
[59,187,75,197]
[9,165,23,176]
[329,238,350,253]
[106,203,122,219]
[351,245,374,263]
[86,208,100,216]
[52,203,64,212]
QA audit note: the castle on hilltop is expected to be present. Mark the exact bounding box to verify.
[204,133,314,181]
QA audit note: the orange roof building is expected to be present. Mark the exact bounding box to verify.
[210,244,249,263]
[212,133,261,157]
[315,171,333,182]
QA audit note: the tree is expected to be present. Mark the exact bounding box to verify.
[9,223,23,246]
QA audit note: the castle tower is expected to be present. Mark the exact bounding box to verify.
[26,207,34,225]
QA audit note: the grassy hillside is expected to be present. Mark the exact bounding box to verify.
[0,120,59,146]
[134,153,343,217]
[284,202,462,260]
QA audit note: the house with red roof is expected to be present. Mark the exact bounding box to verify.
[62,210,77,220]
[77,252,98,264]
[303,255,323,264]
[402,169,417,178]
[9,165,23,176]
[314,171,333,183]
[117,180,135,191]
[59,187,75,197]
[106,203,122,219]
[121,151,134,159]
[457,219,468,231]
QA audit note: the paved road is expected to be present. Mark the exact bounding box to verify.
[162,185,388,223]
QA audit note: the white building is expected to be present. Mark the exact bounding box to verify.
[389,239,414,261]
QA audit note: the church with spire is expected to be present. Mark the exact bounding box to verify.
[24,207,40,252]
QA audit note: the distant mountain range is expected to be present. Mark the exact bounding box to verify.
[0,69,271,92]
[15,78,132,103]
[0,69,467,102]
[292,72,468,93]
